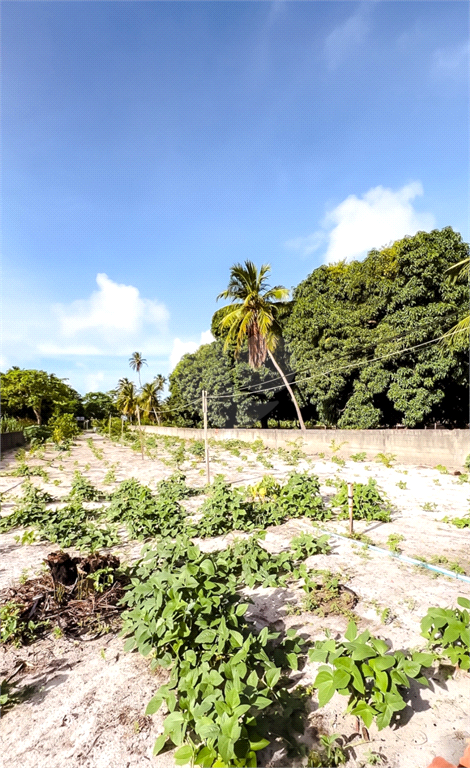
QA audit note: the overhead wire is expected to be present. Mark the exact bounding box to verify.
[206,311,463,399]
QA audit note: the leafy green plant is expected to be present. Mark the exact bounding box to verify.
[189,440,206,458]
[442,513,470,529]
[331,479,390,522]
[331,455,345,467]
[375,453,396,468]
[422,502,438,512]
[68,470,105,501]
[10,462,49,481]
[350,452,367,462]
[14,529,38,545]
[386,534,405,554]
[464,455,470,471]
[329,440,347,455]
[23,425,52,445]
[308,734,348,767]
[421,597,470,670]
[434,464,448,474]
[0,602,47,646]
[107,473,194,540]
[301,570,356,619]
[309,621,433,730]
[87,437,105,459]
[396,481,407,490]
[49,413,80,444]
[121,536,308,766]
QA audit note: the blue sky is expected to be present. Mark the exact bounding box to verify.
[2,0,468,394]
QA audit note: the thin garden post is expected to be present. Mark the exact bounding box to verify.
[347,482,354,535]
[202,389,210,485]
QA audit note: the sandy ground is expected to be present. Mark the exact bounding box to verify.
[0,432,469,768]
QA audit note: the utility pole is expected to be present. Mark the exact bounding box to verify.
[136,405,144,461]
[202,389,210,485]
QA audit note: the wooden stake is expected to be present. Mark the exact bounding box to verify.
[347,482,354,535]
[108,414,111,439]
[202,389,210,485]
[136,405,144,461]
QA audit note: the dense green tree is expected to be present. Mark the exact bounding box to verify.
[140,377,166,424]
[165,340,296,428]
[116,379,138,423]
[0,368,81,425]
[284,227,469,428]
[82,391,118,421]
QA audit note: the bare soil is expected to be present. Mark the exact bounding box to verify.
[1,432,469,768]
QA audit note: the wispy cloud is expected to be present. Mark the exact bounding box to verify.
[431,40,470,79]
[324,3,373,70]
[285,182,435,264]
[169,330,215,372]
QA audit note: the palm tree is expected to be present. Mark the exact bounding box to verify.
[214,260,306,430]
[129,352,147,387]
[116,379,138,423]
[140,377,166,425]
[443,257,469,347]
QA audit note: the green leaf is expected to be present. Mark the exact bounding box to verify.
[350,643,377,661]
[250,737,270,752]
[174,745,193,765]
[286,653,298,670]
[195,629,217,644]
[194,746,217,767]
[254,695,272,710]
[200,559,215,576]
[369,656,395,672]
[146,695,163,715]
[345,621,357,641]
[332,669,350,689]
[153,734,167,755]
[226,688,240,710]
[350,701,376,729]
[317,682,337,707]
[265,667,281,689]
[457,597,470,609]
[411,652,434,667]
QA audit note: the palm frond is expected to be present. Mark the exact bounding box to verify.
[444,257,470,284]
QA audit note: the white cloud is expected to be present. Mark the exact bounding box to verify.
[324,3,373,70]
[55,273,169,351]
[285,182,435,264]
[432,41,469,79]
[169,331,215,372]
[84,371,105,393]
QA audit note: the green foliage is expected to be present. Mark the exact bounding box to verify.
[82,391,118,421]
[386,534,405,553]
[442,513,470,529]
[86,437,105,459]
[23,425,52,445]
[434,464,448,474]
[121,536,308,766]
[0,602,47,646]
[189,439,206,458]
[216,533,330,589]
[198,473,329,537]
[421,597,470,670]
[396,481,407,490]
[0,416,30,433]
[464,455,470,471]
[331,479,390,522]
[69,471,105,501]
[284,228,469,428]
[10,462,49,481]
[308,734,348,767]
[350,452,366,462]
[375,453,396,468]
[0,368,82,425]
[309,621,433,730]
[49,412,80,444]
[106,473,194,540]
[0,480,119,552]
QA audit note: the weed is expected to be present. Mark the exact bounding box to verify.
[387,533,405,554]
[301,570,356,619]
[318,452,326,459]
[351,452,367,462]
[14,530,38,546]
[329,440,347,454]
[362,750,385,766]
[433,478,441,486]
[308,734,348,766]
[375,452,396,468]
[0,602,47,646]
[53,627,63,639]
[422,502,438,512]
[52,479,61,486]
[457,473,469,484]
[396,481,407,490]
[434,464,448,474]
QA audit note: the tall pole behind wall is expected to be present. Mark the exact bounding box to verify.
[202,389,210,486]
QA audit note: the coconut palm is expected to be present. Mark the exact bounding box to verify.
[140,377,166,425]
[129,352,147,387]
[214,260,306,430]
[443,257,469,347]
[116,379,138,423]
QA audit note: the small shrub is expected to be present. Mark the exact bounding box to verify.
[331,479,390,522]
[49,413,80,444]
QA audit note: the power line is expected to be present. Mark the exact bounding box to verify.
[207,314,464,401]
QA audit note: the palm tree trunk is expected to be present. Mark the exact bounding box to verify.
[153,408,161,426]
[267,350,306,431]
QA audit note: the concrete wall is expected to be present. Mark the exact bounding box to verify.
[140,425,470,469]
[1,431,25,454]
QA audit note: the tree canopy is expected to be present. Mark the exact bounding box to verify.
[0,368,82,425]
[283,227,469,428]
